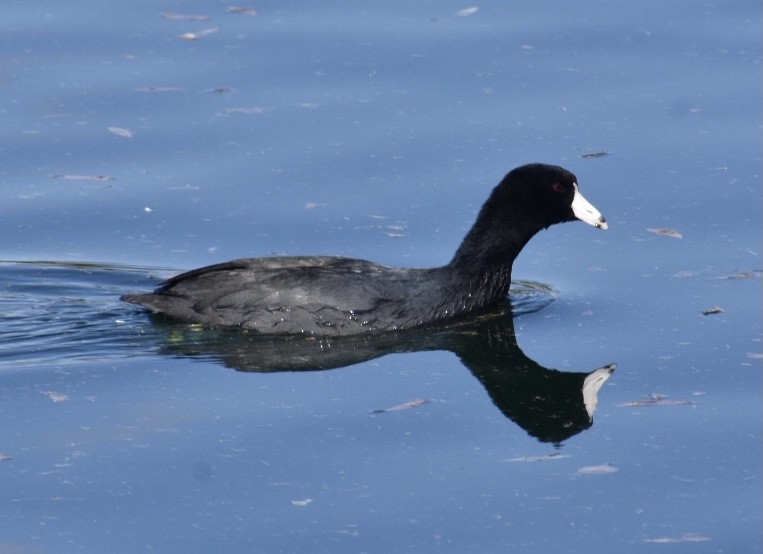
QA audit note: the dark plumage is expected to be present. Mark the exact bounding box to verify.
[122,163,607,335]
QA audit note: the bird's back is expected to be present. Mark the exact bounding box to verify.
[122,256,444,335]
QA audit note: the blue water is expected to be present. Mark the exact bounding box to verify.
[1,1,760,552]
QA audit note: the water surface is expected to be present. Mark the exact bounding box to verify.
[1,1,760,552]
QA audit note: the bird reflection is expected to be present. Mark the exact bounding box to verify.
[149,301,614,445]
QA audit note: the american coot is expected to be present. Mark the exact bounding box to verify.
[122,163,607,335]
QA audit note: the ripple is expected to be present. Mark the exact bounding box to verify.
[0,261,557,370]
[0,261,163,369]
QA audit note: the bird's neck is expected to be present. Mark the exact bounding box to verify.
[449,213,538,271]
[445,207,544,308]
[444,250,517,312]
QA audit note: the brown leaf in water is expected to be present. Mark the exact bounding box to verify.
[179,27,219,41]
[577,464,619,475]
[163,12,212,22]
[135,86,185,93]
[53,174,114,181]
[108,126,133,138]
[647,228,683,239]
[718,270,761,280]
[581,150,609,159]
[619,394,693,407]
[372,398,430,414]
[643,534,712,544]
[456,7,480,17]
[42,391,69,403]
[505,453,570,463]
[228,7,258,15]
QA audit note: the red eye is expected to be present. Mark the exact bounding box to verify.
[552,182,565,194]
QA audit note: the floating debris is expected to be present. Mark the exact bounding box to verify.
[180,27,219,41]
[372,398,430,414]
[53,174,114,181]
[211,87,232,94]
[163,12,212,21]
[577,463,619,475]
[0,454,11,462]
[456,7,480,17]
[717,270,761,280]
[702,306,726,316]
[505,453,571,463]
[304,202,326,210]
[581,150,609,159]
[386,224,408,238]
[219,107,267,116]
[619,394,693,407]
[647,228,683,239]
[41,391,69,403]
[290,498,313,507]
[134,86,185,93]
[643,534,712,544]
[108,126,134,138]
[228,7,258,16]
